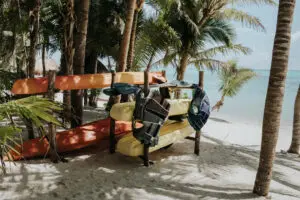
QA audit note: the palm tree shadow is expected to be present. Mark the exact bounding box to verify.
[2,134,299,200]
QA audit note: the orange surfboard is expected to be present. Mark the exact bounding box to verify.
[7,118,137,161]
[12,72,166,95]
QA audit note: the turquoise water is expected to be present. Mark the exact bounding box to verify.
[162,67,300,125]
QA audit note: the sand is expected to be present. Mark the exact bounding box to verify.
[0,102,299,200]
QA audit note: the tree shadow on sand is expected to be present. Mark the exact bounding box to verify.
[1,135,299,200]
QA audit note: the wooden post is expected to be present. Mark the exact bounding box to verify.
[143,70,150,166]
[194,71,204,156]
[144,70,150,96]
[109,71,117,153]
[162,70,166,79]
[47,70,61,163]
[83,90,88,106]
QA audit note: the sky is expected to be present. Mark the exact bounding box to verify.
[52,2,300,71]
[227,2,300,70]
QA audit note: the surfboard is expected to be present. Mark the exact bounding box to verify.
[11,72,166,95]
[7,118,140,161]
[116,120,194,157]
[110,99,192,122]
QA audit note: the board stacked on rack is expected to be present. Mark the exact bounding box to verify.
[8,72,166,160]
[110,99,194,156]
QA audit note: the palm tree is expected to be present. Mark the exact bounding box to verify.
[63,0,75,126]
[126,0,145,71]
[212,61,256,111]
[0,96,62,174]
[148,0,275,97]
[132,17,181,72]
[71,0,90,128]
[27,0,41,78]
[288,84,300,154]
[253,0,296,196]
[118,0,137,72]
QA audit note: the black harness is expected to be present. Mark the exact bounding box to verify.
[132,90,170,146]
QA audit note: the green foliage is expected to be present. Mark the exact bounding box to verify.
[141,0,275,73]
[218,60,256,97]
[0,96,62,174]
[0,70,19,93]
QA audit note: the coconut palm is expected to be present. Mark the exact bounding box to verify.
[253,0,296,196]
[288,84,300,154]
[132,17,181,72]
[118,0,137,72]
[148,0,275,94]
[0,96,62,174]
[27,0,41,78]
[212,61,256,111]
[126,0,145,71]
[71,0,90,128]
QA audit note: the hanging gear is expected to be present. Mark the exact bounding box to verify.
[132,90,170,147]
[103,83,140,96]
[187,86,210,131]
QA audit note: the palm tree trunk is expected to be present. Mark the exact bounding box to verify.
[26,0,41,139]
[27,0,41,78]
[253,0,296,196]
[212,95,225,111]
[63,0,75,127]
[146,51,155,72]
[117,0,136,72]
[42,43,46,77]
[175,51,189,98]
[288,85,300,154]
[126,9,139,71]
[71,0,90,128]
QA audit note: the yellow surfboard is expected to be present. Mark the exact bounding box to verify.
[110,99,192,121]
[116,120,194,157]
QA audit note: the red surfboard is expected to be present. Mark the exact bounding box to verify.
[7,118,138,161]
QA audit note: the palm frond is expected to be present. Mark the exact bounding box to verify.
[0,96,62,127]
[0,96,62,174]
[193,44,252,58]
[229,0,277,6]
[217,8,265,31]
[218,60,256,97]
[189,58,229,71]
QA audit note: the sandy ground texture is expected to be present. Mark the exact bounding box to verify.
[1,108,300,200]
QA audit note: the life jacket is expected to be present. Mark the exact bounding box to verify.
[132,90,170,146]
[187,86,210,131]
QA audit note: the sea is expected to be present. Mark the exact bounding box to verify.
[162,68,300,126]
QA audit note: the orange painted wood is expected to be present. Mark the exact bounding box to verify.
[7,118,137,160]
[11,72,166,95]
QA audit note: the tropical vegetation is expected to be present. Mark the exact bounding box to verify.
[288,84,300,154]
[0,0,298,198]
[0,96,62,174]
[212,60,256,111]
[253,0,296,196]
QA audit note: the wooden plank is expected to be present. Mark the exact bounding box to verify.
[11,72,166,95]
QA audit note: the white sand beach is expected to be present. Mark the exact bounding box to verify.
[0,107,299,200]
